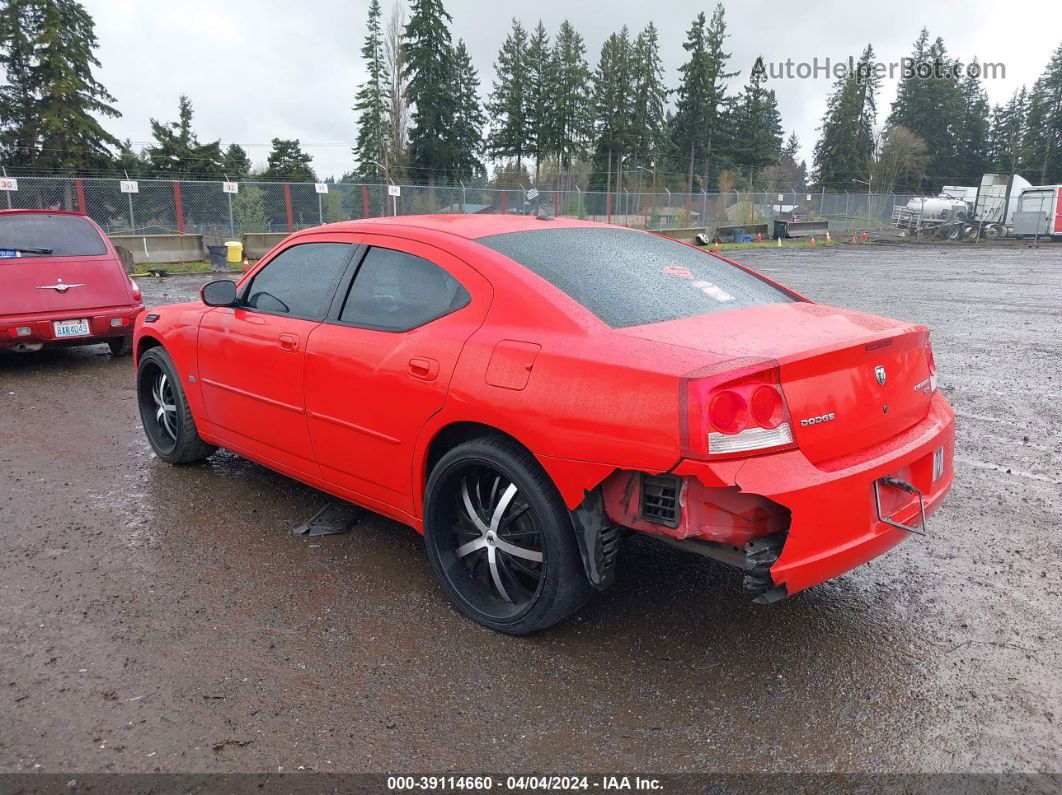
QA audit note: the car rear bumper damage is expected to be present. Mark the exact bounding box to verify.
[1,305,144,350]
[602,392,955,600]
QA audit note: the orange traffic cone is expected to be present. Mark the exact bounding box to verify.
[242,256,250,272]
[810,236,816,246]
[712,240,720,252]
[757,232,762,242]
[860,231,868,242]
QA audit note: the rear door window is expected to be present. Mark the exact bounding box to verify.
[476,226,797,328]
[242,242,354,320]
[339,247,470,332]
[0,213,107,257]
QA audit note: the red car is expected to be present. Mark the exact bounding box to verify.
[133,215,954,634]
[1,209,143,354]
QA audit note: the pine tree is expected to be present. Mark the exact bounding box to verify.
[549,20,592,172]
[263,138,315,181]
[987,88,1028,174]
[629,23,668,177]
[450,39,484,182]
[353,0,390,179]
[0,0,120,173]
[726,58,784,176]
[888,31,965,189]
[812,46,880,189]
[485,19,528,170]
[953,60,990,185]
[669,5,734,192]
[146,95,223,177]
[403,0,455,183]
[0,0,42,167]
[524,21,553,180]
[589,28,633,194]
[222,143,251,179]
[1021,43,1062,184]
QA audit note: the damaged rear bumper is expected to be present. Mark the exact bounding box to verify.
[610,392,955,598]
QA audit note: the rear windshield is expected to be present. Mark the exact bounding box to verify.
[476,226,796,328]
[0,213,107,257]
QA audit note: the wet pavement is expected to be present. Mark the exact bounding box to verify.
[1,243,1059,774]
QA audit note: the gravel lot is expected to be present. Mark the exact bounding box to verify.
[1,242,1059,774]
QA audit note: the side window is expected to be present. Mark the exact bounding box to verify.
[339,247,471,332]
[243,242,353,319]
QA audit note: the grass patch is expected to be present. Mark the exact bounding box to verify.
[131,261,251,277]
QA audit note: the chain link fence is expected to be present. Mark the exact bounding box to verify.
[0,175,931,241]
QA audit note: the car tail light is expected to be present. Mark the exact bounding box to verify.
[924,333,937,392]
[130,277,142,303]
[681,359,796,459]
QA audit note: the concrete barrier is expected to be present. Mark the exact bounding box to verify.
[109,234,205,265]
[651,226,707,244]
[241,232,289,259]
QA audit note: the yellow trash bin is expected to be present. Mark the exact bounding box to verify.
[225,240,243,264]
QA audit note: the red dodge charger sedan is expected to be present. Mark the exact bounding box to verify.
[1,209,144,354]
[133,215,954,634]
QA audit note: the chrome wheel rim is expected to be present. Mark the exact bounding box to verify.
[151,371,178,441]
[434,463,546,619]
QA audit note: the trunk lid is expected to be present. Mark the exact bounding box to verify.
[1,253,133,315]
[621,302,935,465]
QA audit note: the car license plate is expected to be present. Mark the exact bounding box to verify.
[53,318,90,338]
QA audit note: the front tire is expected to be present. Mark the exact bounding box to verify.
[136,347,216,464]
[424,436,593,635]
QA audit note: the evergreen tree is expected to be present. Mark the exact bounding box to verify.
[450,39,484,182]
[589,28,633,194]
[888,31,965,189]
[403,0,455,183]
[384,2,409,181]
[812,46,880,189]
[114,138,147,178]
[669,5,734,192]
[726,58,784,176]
[0,0,42,167]
[485,19,528,170]
[549,20,592,172]
[524,21,553,180]
[629,23,668,176]
[353,0,390,179]
[263,138,315,181]
[987,88,1028,174]
[953,60,990,185]
[222,143,251,179]
[146,95,223,177]
[1021,43,1062,183]
[0,0,120,172]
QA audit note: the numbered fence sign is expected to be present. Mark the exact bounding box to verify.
[526,188,540,201]
[0,177,17,191]
[777,194,784,202]
[119,180,139,194]
[222,182,239,194]
[314,183,329,194]
[387,184,401,197]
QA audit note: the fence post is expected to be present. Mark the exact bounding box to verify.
[500,190,507,215]
[606,192,612,224]
[173,181,185,234]
[360,185,370,218]
[283,183,294,232]
[554,191,560,217]
[74,178,86,215]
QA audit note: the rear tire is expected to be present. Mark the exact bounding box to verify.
[423,436,593,635]
[136,347,216,464]
[108,336,133,356]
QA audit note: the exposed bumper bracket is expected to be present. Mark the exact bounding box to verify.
[874,476,927,536]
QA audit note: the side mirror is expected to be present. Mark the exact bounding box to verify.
[201,279,238,307]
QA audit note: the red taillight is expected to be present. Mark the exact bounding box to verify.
[708,390,747,434]
[681,359,796,458]
[130,277,142,303]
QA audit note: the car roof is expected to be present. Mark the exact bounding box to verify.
[313,213,627,241]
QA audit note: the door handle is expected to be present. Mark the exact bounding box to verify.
[279,332,300,352]
[408,357,439,381]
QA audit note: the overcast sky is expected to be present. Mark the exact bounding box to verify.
[84,0,1062,181]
